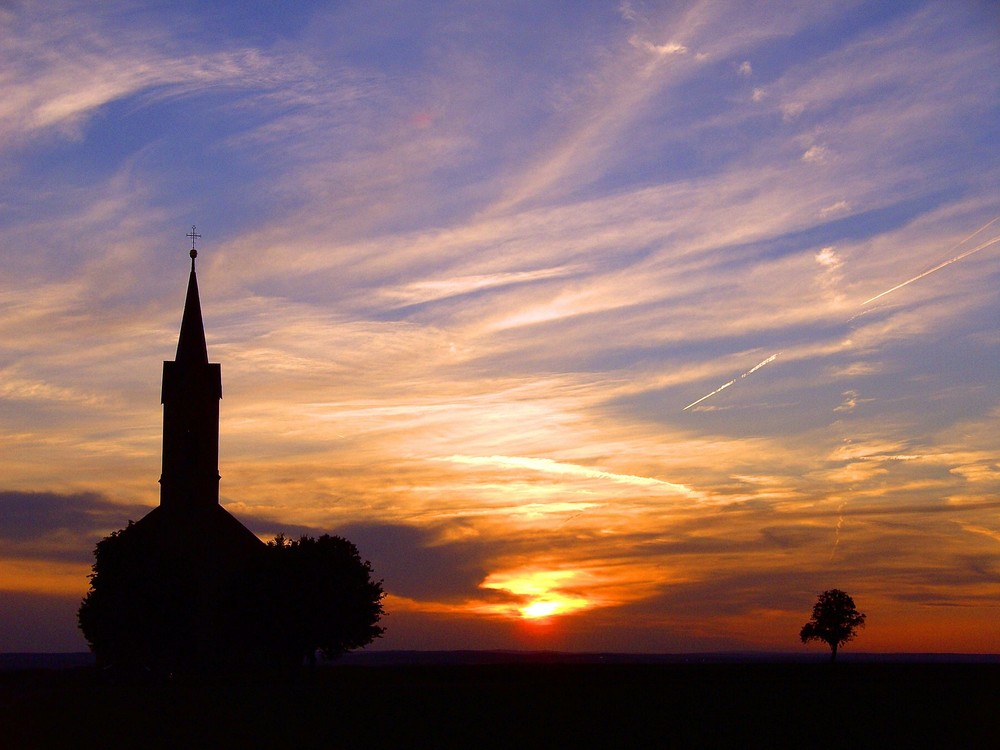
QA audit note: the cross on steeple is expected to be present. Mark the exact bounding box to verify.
[186,225,202,266]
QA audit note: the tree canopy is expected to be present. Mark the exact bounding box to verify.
[79,525,385,675]
[241,534,386,668]
[799,589,866,661]
[78,521,200,674]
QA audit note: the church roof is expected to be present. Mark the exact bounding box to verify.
[133,504,265,560]
[175,252,209,365]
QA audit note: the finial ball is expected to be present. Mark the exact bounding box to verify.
[186,225,202,261]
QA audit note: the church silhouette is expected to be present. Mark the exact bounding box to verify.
[78,238,265,672]
[133,240,263,560]
[79,236,384,672]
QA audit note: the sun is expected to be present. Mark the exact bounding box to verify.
[481,568,594,621]
[521,599,564,619]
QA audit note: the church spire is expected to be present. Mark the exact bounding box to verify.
[159,229,222,511]
[175,227,208,364]
[175,263,209,364]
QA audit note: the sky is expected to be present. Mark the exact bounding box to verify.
[2,0,998,654]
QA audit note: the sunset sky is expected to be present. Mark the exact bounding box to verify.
[2,1,999,654]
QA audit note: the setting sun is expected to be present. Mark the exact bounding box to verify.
[521,600,562,619]
[482,569,593,620]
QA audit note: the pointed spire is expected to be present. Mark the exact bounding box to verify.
[175,231,209,365]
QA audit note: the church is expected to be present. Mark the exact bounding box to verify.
[133,238,263,560]
[78,236,384,671]
[78,237,265,671]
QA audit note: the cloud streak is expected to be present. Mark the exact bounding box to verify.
[2,1,999,653]
[442,455,701,497]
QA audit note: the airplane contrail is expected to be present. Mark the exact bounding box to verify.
[682,378,736,411]
[862,233,1000,305]
[829,500,847,561]
[683,352,779,411]
[683,216,999,410]
[744,352,779,376]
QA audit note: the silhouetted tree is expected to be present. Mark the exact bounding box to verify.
[800,589,866,661]
[78,522,204,675]
[241,534,386,670]
[80,525,384,676]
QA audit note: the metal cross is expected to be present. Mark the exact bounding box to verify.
[186,225,202,260]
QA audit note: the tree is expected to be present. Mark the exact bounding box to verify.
[240,534,386,670]
[800,589,866,661]
[80,525,385,676]
[78,522,206,675]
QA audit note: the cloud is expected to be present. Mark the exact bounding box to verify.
[781,101,805,120]
[0,490,151,600]
[0,490,148,562]
[335,522,492,602]
[801,145,829,163]
[738,60,752,76]
[0,3,283,147]
[813,246,845,302]
[618,1,639,23]
[380,265,580,308]
[442,455,701,497]
[630,37,688,57]
[814,247,841,269]
[819,200,851,217]
[2,1,999,652]
[834,389,858,412]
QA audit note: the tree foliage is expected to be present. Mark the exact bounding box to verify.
[241,534,386,667]
[799,589,865,661]
[79,525,385,675]
[78,522,203,674]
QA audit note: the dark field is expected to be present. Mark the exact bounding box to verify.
[2,659,997,748]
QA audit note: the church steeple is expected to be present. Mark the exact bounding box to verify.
[159,234,222,511]
[175,253,209,365]
[94,233,264,672]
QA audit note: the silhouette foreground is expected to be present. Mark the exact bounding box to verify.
[5,661,997,747]
[800,589,866,662]
[78,243,383,675]
[78,527,384,675]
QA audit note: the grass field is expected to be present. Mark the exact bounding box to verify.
[2,660,997,748]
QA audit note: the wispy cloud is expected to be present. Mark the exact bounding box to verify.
[442,455,701,497]
[2,1,999,652]
[0,4,281,146]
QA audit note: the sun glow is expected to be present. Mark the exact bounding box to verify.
[482,568,594,620]
[521,600,563,619]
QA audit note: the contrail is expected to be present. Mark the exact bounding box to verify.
[682,378,736,411]
[829,500,847,561]
[683,216,999,410]
[744,352,779,376]
[683,352,779,411]
[862,217,1000,305]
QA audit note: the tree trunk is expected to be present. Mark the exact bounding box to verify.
[830,642,838,662]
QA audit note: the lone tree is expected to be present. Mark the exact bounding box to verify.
[800,588,866,661]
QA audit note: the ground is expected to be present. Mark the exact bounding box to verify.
[1,659,996,748]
